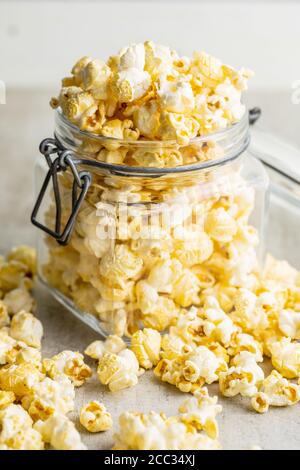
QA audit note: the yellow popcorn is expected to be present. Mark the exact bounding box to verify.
[158,74,195,113]
[110,68,151,103]
[133,100,160,140]
[0,301,9,328]
[81,59,111,99]
[99,244,143,288]
[232,288,269,334]
[97,349,140,392]
[34,413,86,450]
[252,370,300,413]
[179,389,222,439]
[0,362,44,397]
[113,394,222,450]
[14,346,42,367]
[0,404,44,450]
[141,296,178,331]
[0,391,15,409]
[155,345,227,393]
[205,207,237,243]
[171,269,200,308]
[278,309,300,339]
[3,287,35,315]
[22,376,75,421]
[7,245,36,277]
[42,350,92,386]
[131,328,161,369]
[269,338,300,378]
[227,333,263,362]
[71,56,92,86]
[0,260,28,293]
[80,401,113,432]
[158,111,200,146]
[0,330,21,365]
[200,296,237,347]
[59,88,96,124]
[10,311,43,348]
[219,352,264,398]
[251,392,269,414]
[84,335,126,360]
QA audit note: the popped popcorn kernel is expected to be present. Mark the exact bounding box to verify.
[0,362,44,397]
[80,401,113,432]
[219,352,264,398]
[42,350,92,386]
[85,335,126,360]
[112,392,222,450]
[34,413,86,450]
[251,370,300,413]
[0,391,15,410]
[97,349,140,392]
[0,301,9,328]
[269,338,300,379]
[10,311,43,348]
[3,287,35,315]
[0,404,44,450]
[179,389,222,439]
[131,328,161,369]
[7,246,37,277]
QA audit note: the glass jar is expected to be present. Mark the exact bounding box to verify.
[31,109,268,338]
[249,127,300,269]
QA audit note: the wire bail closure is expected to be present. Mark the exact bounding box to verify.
[31,137,92,245]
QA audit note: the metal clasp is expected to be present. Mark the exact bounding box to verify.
[31,137,91,245]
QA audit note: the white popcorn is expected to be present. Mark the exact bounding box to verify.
[119,43,145,71]
[0,404,44,450]
[278,309,300,339]
[158,74,195,113]
[22,376,75,421]
[3,288,35,315]
[34,414,86,450]
[80,401,113,432]
[269,338,300,379]
[219,352,264,397]
[111,68,151,103]
[10,311,43,348]
[97,349,140,392]
[42,350,92,386]
[179,389,222,439]
[85,335,126,360]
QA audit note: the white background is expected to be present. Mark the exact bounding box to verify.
[0,0,300,91]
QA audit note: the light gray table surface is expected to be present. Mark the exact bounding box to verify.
[0,89,300,450]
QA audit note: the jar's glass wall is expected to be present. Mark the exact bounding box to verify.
[35,147,268,338]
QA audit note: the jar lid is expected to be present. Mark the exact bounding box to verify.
[249,127,300,202]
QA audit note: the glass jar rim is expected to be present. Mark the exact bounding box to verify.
[56,107,249,146]
[55,108,250,175]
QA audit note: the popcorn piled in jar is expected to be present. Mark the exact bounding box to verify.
[42,41,262,338]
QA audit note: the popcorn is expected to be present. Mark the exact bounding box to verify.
[42,350,92,386]
[80,401,113,432]
[99,244,143,288]
[0,391,15,409]
[227,333,263,362]
[0,260,28,293]
[251,370,300,413]
[131,328,161,369]
[155,344,227,393]
[0,362,44,397]
[178,389,222,439]
[219,352,264,398]
[205,207,237,243]
[0,301,9,328]
[85,335,126,360]
[3,287,35,315]
[158,74,195,113]
[7,246,36,277]
[278,309,300,339]
[269,338,300,379]
[110,69,151,103]
[21,376,75,421]
[34,414,86,450]
[200,296,237,347]
[97,349,140,392]
[0,404,44,450]
[113,393,222,450]
[10,311,43,348]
